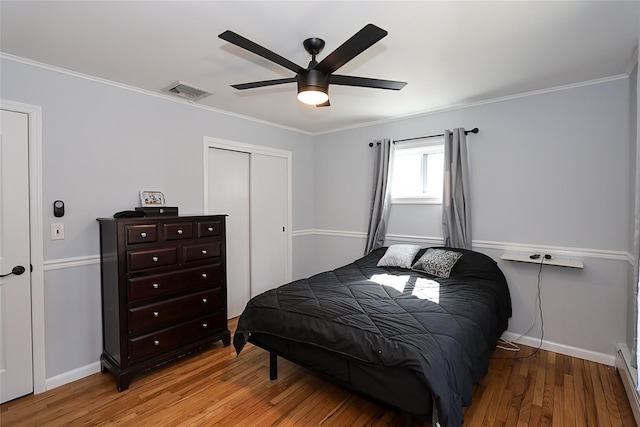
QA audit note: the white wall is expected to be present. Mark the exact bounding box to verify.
[312,77,632,362]
[0,57,314,381]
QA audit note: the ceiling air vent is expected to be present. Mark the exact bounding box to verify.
[163,81,212,102]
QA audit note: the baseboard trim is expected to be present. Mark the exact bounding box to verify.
[43,337,617,393]
[502,332,616,366]
[616,344,640,425]
[45,361,101,391]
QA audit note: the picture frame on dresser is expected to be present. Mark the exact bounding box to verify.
[139,190,165,207]
[96,214,230,391]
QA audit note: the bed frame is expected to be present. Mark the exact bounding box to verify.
[249,333,441,427]
[234,246,511,427]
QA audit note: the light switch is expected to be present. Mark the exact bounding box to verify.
[51,223,65,240]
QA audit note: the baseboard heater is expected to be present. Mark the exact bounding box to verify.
[616,344,640,425]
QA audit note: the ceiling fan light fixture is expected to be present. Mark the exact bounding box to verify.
[297,89,329,105]
[297,69,329,105]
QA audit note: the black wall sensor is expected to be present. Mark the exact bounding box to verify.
[53,200,65,217]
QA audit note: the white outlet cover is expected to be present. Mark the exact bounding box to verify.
[50,223,64,240]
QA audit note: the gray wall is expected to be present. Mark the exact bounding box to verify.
[313,79,630,250]
[311,77,632,360]
[1,54,635,384]
[1,57,314,379]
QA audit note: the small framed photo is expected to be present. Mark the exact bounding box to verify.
[140,191,165,207]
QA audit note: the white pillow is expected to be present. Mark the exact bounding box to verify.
[377,244,422,269]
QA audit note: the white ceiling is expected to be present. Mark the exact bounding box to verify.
[1,1,638,134]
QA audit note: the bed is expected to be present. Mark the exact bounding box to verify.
[233,246,512,427]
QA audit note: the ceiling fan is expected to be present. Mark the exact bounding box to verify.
[218,24,407,107]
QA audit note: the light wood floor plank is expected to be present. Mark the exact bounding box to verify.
[0,318,635,426]
[581,358,600,427]
[572,356,588,427]
[541,351,555,426]
[561,374,575,427]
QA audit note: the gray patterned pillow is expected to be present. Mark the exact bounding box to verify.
[377,244,422,269]
[411,248,462,278]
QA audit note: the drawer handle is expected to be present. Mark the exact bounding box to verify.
[201,273,207,279]
[152,256,159,262]
[201,249,208,255]
[154,340,160,346]
[152,283,159,289]
[207,227,214,232]
[177,229,183,235]
[153,311,159,318]
[202,323,208,329]
[140,232,147,238]
[202,298,208,303]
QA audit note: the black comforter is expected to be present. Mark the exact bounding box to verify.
[234,247,511,427]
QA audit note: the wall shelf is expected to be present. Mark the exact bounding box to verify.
[500,252,584,269]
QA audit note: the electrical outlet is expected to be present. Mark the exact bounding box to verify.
[51,223,65,240]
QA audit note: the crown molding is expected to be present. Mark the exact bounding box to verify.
[0,53,313,136]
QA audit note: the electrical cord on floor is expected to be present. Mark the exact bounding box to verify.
[493,256,545,359]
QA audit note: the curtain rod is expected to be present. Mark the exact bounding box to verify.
[368,127,479,147]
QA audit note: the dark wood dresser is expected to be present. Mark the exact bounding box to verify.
[97,215,230,391]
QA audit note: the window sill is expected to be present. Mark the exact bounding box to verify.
[391,198,442,205]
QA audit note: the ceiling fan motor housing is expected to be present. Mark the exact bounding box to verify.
[297,69,329,95]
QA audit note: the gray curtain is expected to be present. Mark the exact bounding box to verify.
[442,128,472,249]
[364,139,394,254]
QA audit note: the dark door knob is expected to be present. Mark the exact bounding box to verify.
[0,265,26,278]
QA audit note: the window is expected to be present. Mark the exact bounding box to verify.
[391,138,444,204]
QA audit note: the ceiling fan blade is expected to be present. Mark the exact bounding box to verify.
[231,77,297,90]
[314,24,388,74]
[330,75,407,90]
[219,30,305,74]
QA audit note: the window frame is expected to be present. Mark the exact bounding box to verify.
[390,137,444,205]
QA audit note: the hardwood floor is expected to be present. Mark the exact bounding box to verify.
[1,318,636,426]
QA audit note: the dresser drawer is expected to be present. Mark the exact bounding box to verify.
[198,220,222,238]
[183,242,221,263]
[128,264,223,302]
[128,312,225,361]
[164,222,193,241]
[128,288,224,333]
[127,247,177,272]
[126,224,158,245]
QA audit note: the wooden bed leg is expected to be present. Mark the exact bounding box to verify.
[269,351,278,381]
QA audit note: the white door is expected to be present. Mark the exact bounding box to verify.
[250,154,288,296]
[0,109,33,403]
[207,149,251,318]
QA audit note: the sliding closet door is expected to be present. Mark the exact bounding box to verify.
[250,154,288,297]
[207,148,251,318]
[206,141,291,318]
